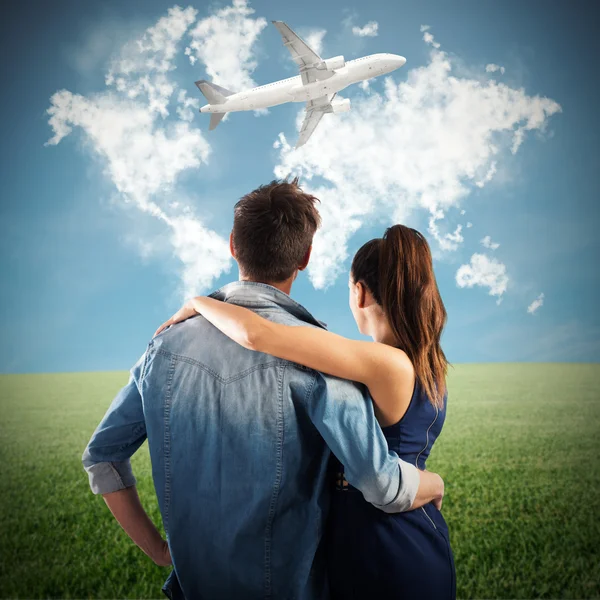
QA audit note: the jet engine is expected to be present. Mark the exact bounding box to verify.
[330,98,351,113]
[318,55,345,71]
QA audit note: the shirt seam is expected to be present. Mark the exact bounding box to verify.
[155,348,282,384]
[163,354,175,532]
[264,363,286,597]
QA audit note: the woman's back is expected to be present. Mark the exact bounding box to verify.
[326,379,456,600]
[383,377,445,468]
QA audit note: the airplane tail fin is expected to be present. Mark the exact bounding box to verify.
[195,80,235,105]
[209,113,226,131]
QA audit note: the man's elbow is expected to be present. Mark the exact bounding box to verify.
[81,447,137,495]
[374,461,423,513]
[82,446,93,469]
[350,470,399,508]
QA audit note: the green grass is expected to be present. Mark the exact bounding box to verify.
[1,364,599,599]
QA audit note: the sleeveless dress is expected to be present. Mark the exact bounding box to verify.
[325,379,456,599]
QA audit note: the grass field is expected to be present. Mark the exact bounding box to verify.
[1,364,599,599]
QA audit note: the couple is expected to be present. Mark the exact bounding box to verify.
[82,178,456,599]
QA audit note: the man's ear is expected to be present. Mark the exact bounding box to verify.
[229,232,236,259]
[298,245,312,271]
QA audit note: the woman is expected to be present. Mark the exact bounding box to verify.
[155,224,456,599]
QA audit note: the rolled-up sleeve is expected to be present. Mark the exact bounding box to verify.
[82,347,150,495]
[371,459,420,513]
[304,372,420,513]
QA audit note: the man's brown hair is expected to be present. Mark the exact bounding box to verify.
[232,177,321,282]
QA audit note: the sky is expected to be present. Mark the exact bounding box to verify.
[1,0,599,374]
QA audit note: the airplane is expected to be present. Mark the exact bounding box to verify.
[195,20,406,148]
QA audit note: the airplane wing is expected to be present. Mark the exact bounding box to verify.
[272,20,333,85]
[296,94,336,148]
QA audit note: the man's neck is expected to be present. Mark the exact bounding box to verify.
[239,275,294,296]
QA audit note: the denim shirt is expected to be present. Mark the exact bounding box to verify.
[82,281,420,600]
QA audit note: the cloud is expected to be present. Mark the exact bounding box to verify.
[527,293,545,314]
[185,0,267,90]
[184,46,197,65]
[422,31,440,49]
[352,21,379,37]
[456,254,509,301]
[301,28,327,56]
[46,5,236,298]
[475,161,497,188]
[429,208,463,251]
[272,27,561,289]
[486,63,505,75]
[481,235,500,250]
[176,89,200,121]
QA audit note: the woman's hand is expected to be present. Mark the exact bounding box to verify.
[153,299,200,338]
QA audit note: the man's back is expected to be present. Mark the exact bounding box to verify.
[82,177,428,600]
[148,284,335,599]
[83,282,417,600]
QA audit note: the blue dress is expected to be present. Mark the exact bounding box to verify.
[325,379,456,599]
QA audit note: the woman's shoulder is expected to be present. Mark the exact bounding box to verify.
[379,344,415,381]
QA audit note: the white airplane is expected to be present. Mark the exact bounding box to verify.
[195,20,406,148]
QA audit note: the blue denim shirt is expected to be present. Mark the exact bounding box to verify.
[82,281,420,599]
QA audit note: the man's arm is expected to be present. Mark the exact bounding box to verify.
[102,486,172,566]
[304,372,443,512]
[82,344,170,566]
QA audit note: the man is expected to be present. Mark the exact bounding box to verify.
[82,178,444,599]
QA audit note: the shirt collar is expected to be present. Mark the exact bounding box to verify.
[209,281,327,329]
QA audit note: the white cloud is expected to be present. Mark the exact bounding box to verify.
[186,0,267,90]
[475,161,497,188]
[428,208,464,251]
[481,235,500,250]
[422,32,440,49]
[170,214,232,293]
[352,21,379,37]
[527,293,545,314]
[486,63,505,75]
[184,46,197,65]
[456,253,509,300]
[420,25,431,32]
[46,5,235,298]
[511,128,525,154]
[466,222,473,228]
[176,89,200,121]
[272,28,561,289]
[302,28,327,56]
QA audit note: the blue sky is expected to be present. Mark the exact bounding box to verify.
[1,0,598,374]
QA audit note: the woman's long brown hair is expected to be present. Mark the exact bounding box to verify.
[351,225,449,409]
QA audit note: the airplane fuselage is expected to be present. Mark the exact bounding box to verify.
[200,53,406,113]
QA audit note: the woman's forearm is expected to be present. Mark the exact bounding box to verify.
[190,297,271,351]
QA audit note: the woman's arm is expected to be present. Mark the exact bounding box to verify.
[156,297,414,424]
